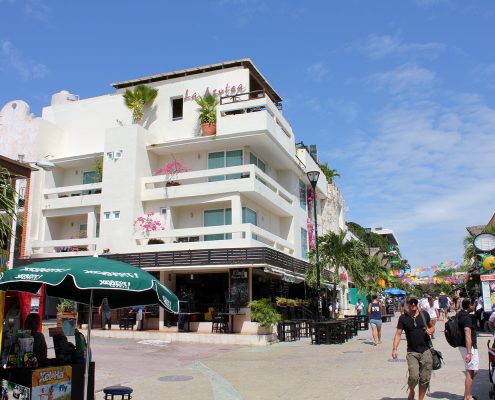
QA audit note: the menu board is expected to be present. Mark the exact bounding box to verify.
[231,268,249,306]
[32,365,72,400]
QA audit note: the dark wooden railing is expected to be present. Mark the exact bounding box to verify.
[15,247,310,275]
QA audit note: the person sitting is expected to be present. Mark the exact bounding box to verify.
[24,313,48,367]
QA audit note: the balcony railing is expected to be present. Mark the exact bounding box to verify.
[30,238,100,258]
[134,223,294,255]
[42,183,103,210]
[217,93,295,157]
[142,164,294,209]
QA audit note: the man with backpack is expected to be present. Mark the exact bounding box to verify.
[457,298,478,400]
[392,297,435,400]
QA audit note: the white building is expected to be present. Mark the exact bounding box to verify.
[18,59,335,331]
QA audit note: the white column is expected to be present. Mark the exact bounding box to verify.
[87,209,97,251]
[230,195,242,239]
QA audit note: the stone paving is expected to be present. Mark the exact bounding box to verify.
[86,316,492,399]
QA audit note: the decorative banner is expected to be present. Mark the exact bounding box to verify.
[481,274,495,312]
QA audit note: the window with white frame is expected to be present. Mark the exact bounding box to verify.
[207,150,243,182]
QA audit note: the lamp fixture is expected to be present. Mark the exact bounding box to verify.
[306,171,320,189]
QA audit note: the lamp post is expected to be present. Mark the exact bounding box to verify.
[364,227,371,256]
[307,171,322,321]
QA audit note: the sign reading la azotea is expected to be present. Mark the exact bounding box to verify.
[184,83,246,102]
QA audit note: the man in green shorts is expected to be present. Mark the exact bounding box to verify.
[392,297,435,400]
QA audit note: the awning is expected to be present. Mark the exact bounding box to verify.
[263,266,304,283]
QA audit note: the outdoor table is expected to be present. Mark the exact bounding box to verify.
[178,312,201,332]
[217,311,246,333]
[310,320,345,344]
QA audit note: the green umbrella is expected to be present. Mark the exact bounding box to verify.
[0,256,179,312]
[0,256,179,400]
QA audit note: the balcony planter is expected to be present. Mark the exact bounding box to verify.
[201,123,216,136]
[196,94,218,137]
[147,239,164,245]
[56,299,78,334]
[165,181,181,187]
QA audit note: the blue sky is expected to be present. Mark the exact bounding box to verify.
[1,0,494,267]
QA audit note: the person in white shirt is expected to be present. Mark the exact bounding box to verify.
[422,296,439,339]
[356,299,365,316]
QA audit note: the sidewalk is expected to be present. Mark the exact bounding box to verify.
[90,315,493,399]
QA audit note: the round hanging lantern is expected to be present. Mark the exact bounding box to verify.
[340,272,348,282]
[379,279,386,288]
[483,255,495,270]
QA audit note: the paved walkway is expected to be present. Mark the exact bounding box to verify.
[91,316,492,399]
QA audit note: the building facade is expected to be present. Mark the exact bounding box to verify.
[17,59,334,331]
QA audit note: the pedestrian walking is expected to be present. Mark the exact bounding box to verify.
[368,295,383,346]
[99,297,111,330]
[458,297,479,400]
[422,296,439,339]
[356,298,364,316]
[392,297,435,400]
[438,292,449,321]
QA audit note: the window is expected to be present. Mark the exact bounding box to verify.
[112,211,120,220]
[299,180,307,210]
[204,208,231,241]
[249,152,266,173]
[242,207,257,240]
[160,208,167,216]
[104,212,111,220]
[301,228,308,259]
[79,224,87,239]
[172,97,183,120]
[207,150,243,182]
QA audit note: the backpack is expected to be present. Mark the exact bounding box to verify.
[444,315,463,348]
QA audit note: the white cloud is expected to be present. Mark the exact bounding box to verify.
[0,40,48,81]
[338,92,495,265]
[24,0,50,23]
[357,34,445,60]
[306,62,329,82]
[366,64,435,94]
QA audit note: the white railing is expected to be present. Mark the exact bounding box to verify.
[134,223,294,255]
[44,183,103,198]
[142,164,294,207]
[30,238,100,256]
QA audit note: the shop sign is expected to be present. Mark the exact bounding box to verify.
[1,380,30,400]
[184,83,246,102]
[31,365,72,399]
[230,268,249,306]
[481,274,495,312]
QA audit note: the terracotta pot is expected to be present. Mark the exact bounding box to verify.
[201,123,216,136]
[56,312,78,328]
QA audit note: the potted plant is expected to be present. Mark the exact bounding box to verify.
[153,161,190,186]
[56,299,77,330]
[134,212,165,242]
[249,298,281,334]
[123,84,158,124]
[195,94,219,136]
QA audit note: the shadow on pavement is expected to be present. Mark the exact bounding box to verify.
[426,391,463,399]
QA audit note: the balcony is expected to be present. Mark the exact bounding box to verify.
[134,223,294,255]
[142,164,294,216]
[30,238,100,258]
[42,183,102,210]
[218,92,295,157]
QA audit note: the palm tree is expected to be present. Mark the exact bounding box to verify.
[0,167,17,249]
[196,94,219,124]
[123,85,158,123]
[320,162,340,184]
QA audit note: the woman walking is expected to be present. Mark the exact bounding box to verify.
[368,295,383,346]
[421,296,438,339]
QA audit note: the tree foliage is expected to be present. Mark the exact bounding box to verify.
[123,85,158,123]
[0,167,17,249]
[320,162,340,184]
[347,221,391,253]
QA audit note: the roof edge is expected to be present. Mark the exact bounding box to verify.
[111,59,282,103]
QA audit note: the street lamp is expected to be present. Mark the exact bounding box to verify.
[307,171,322,321]
[364,227,371,256]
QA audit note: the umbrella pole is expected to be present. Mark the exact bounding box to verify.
[84,289,93,400]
